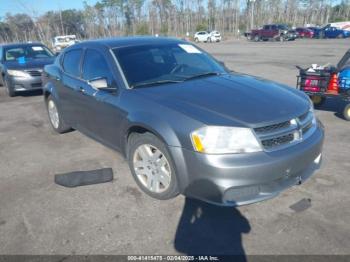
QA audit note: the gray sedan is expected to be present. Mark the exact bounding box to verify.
[0,43,55,97]
[42,37,324,206]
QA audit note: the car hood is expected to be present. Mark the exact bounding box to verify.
[137,73,310,127]
[4,57,54,70]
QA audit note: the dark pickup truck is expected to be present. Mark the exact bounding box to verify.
[246,24,297,42]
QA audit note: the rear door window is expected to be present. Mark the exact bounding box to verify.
[62,49,82,77]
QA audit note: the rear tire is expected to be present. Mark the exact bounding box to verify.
[46,95,72,133]
[343,104,350,121]
[128,132,180,200]
[309,95,326,107]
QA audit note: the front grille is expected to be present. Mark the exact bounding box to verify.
[26,70,42,77]
[254,121,290,134]
[302,122,313,134]
[261,133,294,149]
[254,110,315,151]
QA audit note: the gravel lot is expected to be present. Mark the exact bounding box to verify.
[0,38,349,256]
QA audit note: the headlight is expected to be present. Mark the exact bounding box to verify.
[309,103,317,125]
[7,70,30,77]
[307,97,317,125]
[191,126,262,154]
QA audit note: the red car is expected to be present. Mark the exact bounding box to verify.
[296,27,314,38]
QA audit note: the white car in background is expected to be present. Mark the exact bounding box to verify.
[194,31,222,43]
[209,31,222,42]
[194,31,211,42]
[52,35,78,52]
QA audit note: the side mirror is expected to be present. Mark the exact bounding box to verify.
[89,77,108,89]
[88,77,116,93]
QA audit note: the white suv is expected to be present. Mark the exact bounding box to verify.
[210,31,222,42]
[194,31,222,43]
[194,31,211,43]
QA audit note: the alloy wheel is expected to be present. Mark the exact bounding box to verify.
[48,100,59,129]
[132,144,171,193]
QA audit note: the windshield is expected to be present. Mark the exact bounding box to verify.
[4,45,54,62]
[113,43,226,88]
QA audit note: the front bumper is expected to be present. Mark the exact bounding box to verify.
[7,75,42,92]
[169,124,324,206]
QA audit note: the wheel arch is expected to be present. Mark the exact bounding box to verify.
[43,81,59,101]
[123,121,179,159]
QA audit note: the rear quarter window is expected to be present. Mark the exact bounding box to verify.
[62,49,82,77]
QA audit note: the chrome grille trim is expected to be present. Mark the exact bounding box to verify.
[254,121,290,133]
[25,69,42,77]
[253,110,316,151]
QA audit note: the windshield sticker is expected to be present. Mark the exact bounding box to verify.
[32,46,44,51]
[18,56,26,64]
[178,44,202,54]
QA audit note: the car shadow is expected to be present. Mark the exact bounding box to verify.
[174,198,250,260]
[16,90,43,97]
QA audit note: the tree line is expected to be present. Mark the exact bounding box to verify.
[0,0,349,46]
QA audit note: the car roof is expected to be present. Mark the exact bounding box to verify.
[0,42,45,49]
[70,37,187,50]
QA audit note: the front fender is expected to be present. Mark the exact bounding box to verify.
[42,81,59,101]
[121,110,184,157]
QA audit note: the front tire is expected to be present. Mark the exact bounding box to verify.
[4,78,15,97]
[128,132,179,200]
[46,95,71,133]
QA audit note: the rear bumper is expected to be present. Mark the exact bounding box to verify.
[211,36,222,41]
[7,75,42,92]
[169,122,324,206]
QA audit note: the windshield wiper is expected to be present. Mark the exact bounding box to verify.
[183,72,222,81]
[131,79,182,89]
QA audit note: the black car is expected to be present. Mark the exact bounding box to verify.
[43,37,324,206]
[0,42,55,97]
[287,30,298,40]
